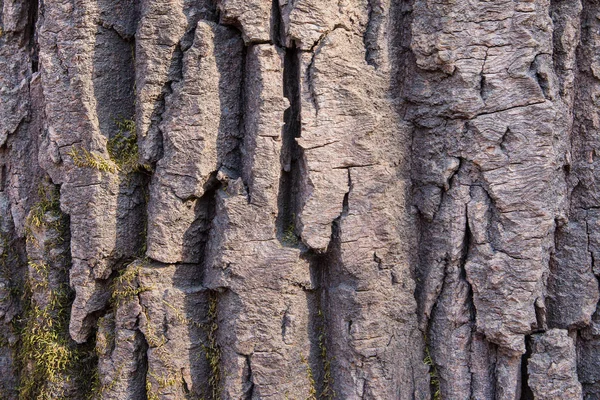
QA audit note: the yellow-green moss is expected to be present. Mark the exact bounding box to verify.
[68,146,117,174]
[317,309,334,400]
[424,337,441,400]
[161,299,201,329]
[88,314,119,399]
[147,370,179,395]
[140,309,184,399]
[26,185,63,232]
[96,317,114,355]
[203,292,221,400]
[107,118,149,175]
[87,365,121,400]
[145,380,160,400]
[300,354,317,400]
[282,223,299,245]
[18,188,96,400]
[68,118,149,175]
[25,187,69,254]
[27,261,49,290]
[141,308,167,349]
[300,308,334,399]
[17,282,96,400]
[110,263,151,307]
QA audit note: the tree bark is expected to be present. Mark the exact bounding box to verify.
[0,0,597,399]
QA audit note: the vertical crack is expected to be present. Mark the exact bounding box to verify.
[0,165,6,192]
[243,354,254,399]
[277,45,301,243]
[27,0,39,72]
[305,47,321,117]
[462,204,476,323]
[479,48,490,101]
[342,169,350,216]
[306,250,333,398]
[364,0,378,67]
[138,326,150,399]
[270,0,283,47]
[479,74,487,101]
[205,290,222,400]
[520,336,534,400]
[281,306,291,342]
[232,42,248,178]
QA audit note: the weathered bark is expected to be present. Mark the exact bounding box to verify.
[1,0,599,399]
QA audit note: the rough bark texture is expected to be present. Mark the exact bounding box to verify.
[1,0,600,399]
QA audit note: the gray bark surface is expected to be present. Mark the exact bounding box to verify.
[0,0,599,399]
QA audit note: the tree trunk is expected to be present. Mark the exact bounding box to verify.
[0,0,597,399]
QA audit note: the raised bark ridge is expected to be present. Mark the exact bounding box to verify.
[0,0,598,399]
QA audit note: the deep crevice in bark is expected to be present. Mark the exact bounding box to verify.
[270,0,283,47]
[26,0,38,72]
[479,73,488,101]
[520,336,534,400]
[138,327,151,400]
[364,0,383,68]
[232,41,247,178]
[314,226,340,398]
[301,248,327,395]
[462,203,476,323]
[277,45,301,243]
[0,164,6,191]
[243,354,255,399]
